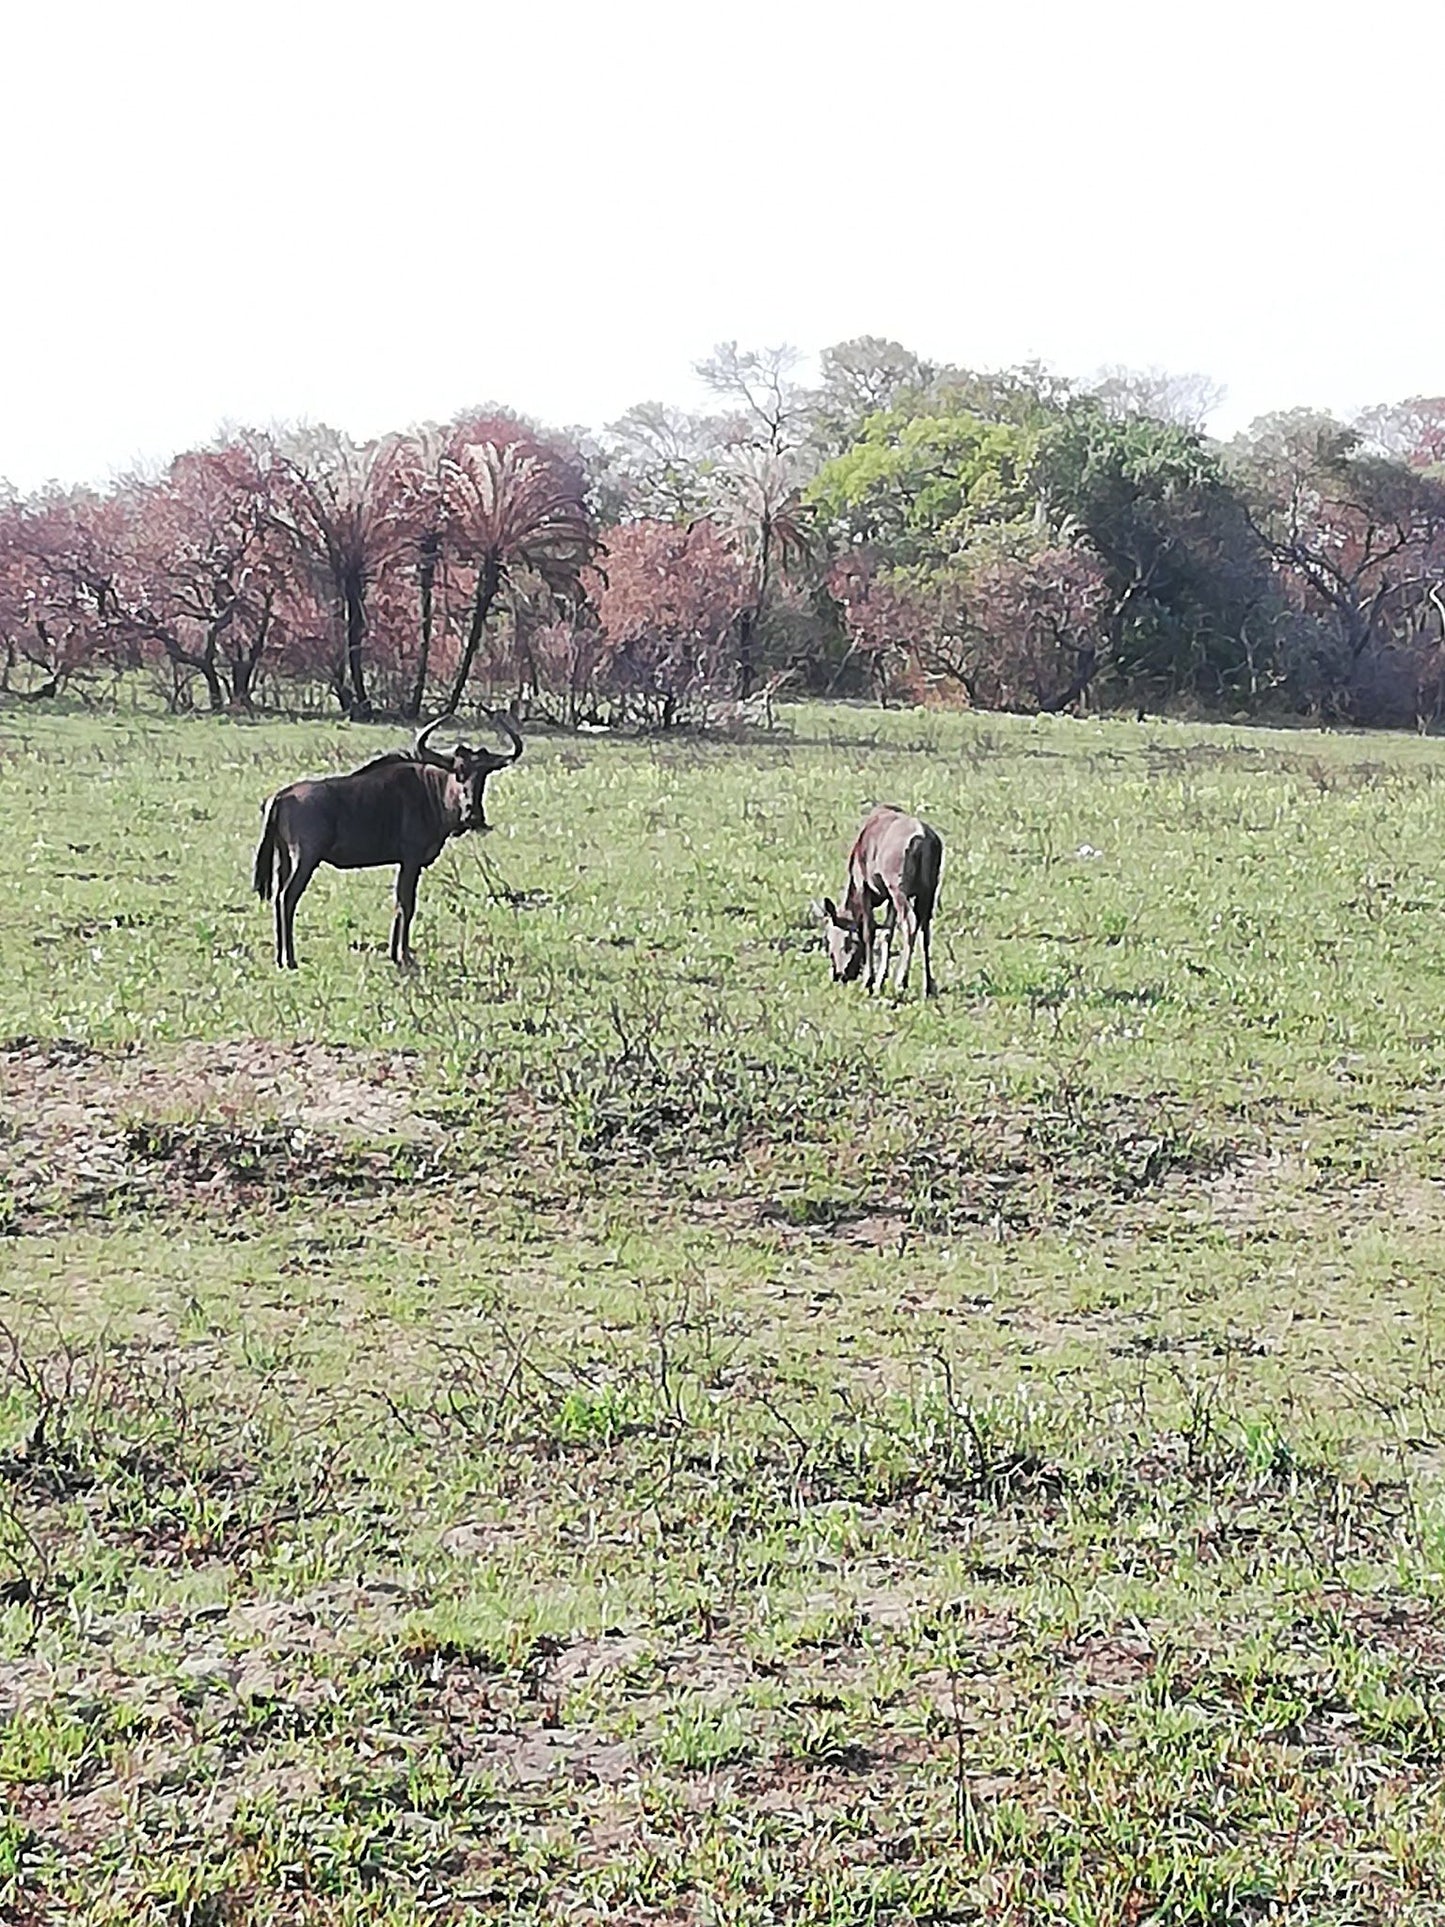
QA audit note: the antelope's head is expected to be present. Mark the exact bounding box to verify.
[817,897,866,984]
[415,711,525,831]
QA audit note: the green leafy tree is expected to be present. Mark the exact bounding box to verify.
[1033,405,1271,697]
[925,361,1076,431]
[808,410,1036,568]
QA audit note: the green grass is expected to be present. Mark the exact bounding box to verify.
[6,699,1445,1920]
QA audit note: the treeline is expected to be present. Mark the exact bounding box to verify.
[5,340,1445,727]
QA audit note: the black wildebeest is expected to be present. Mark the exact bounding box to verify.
[253,713,523,968]
[817,804,942,997]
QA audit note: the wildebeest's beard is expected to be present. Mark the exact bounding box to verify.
[461,780,490,832]
[449,755,493,833]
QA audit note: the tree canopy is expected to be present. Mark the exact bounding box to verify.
[5,341,1445,728]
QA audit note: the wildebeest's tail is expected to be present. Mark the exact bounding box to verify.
[253,797,279,901]
[906,825,943,928]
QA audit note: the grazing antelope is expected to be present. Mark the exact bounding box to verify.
[817,804,942,997]
[253,713,523,968]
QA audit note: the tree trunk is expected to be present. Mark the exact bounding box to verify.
[1038,646,1098,713]
[158,628,225,711]
[343,566,371,718]
[405,531,440,720]
[447,551,502,715]
[228,610,269,710]
[736,609,755,699]
[196,624,226,712]
[230,651,256,710]
[737,511,775,699]
[1345,584,1393,663]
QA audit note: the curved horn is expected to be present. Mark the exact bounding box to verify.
[414,713,456,768]
[478,709,524,770]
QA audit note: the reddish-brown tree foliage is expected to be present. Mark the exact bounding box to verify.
[1237,414,1445,719]
[0,487,126,695]
[109,447,287,710]
[7,344,1445,730]
[830,543,1109,711]
[590,520,754,726]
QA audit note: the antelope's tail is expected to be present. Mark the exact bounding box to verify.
[253,798,279,901]
[908,826,943,928]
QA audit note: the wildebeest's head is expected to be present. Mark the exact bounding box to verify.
[817,896,866,983]
[415,712,524,831]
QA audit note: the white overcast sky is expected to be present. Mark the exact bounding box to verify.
[4,0,1443,491]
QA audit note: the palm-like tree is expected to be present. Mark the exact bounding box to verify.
[268,429,418,718]
[439,437,595,716]
[383,426,446,720]
[707,447,812,695]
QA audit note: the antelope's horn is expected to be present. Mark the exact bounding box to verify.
[480,709,524,769]
[414,714,456,766]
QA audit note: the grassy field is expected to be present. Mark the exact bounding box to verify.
[6,699,1445,1924]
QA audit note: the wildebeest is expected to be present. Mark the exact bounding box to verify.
[817,804,942,997]
[253,713,523,968]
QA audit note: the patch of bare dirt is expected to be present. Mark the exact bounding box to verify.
[0,1038,442,1231]
[1188,1149,1311,1232]
[1169,1142,1445,1245]
[10,1780,127,1862]
[1053,1628,1158,1690]
[230,1578,416,1650]
[546,1632,653,1690]
[0,1652,65,1719]
[757,1198,911,1249]
[1301,1592,1445,1671]
[449,1725,637,1787]
[404,1639,642,1789]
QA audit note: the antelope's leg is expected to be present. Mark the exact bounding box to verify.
[271,844,293,968]
[279,854,317,971]
[920,914,936,998]
[872,900,897,994]
[894,901,918,992]
[392,865,421,966]
[861,902,880,993]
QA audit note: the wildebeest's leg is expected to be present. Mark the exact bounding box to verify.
[278,851,317,970]
[391,864,421,966]
[860,899,880,993]
[871,899,896,994]
[273,847,290,963]
[272,843,295,968]
[893,896,918,993]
